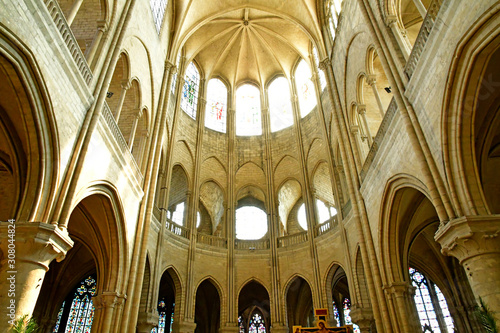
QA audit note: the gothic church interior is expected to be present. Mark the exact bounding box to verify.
[0,0,499,332]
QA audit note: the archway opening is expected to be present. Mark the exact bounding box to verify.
[194,279,221,333]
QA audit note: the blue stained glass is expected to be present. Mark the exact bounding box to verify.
[53,301,66,332]
[239,316,245,333]
[343,298,360,333]
[59,276,96,333]
[249,313,265,333]
[332,300,340,327]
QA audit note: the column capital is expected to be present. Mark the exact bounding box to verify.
[385,14,398,26]
[383,281,415,297]
[435,215,500,261]
[0,222,74,268]
[173,320,197,333]
[137,311,160,333]
[350,125,360,134]
[366,75,377,86]
[93,291,125,310]
[96,19,108,32]
[270,323,289,333]
[357,104,367,114]
[121,79,132,91]
[319,58,332,71]
[349,305,373,332]
[219,325,240,333]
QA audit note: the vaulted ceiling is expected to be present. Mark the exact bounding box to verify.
[169,0,325,87]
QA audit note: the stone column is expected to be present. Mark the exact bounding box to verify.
[219,325,240,333]
[173,320,197,333]
[66,0,84,26]
[383,282,421,333]
[92,291,125,333]
[350,306,374,333]
[385,15,411,60]
[350,125,365,167]
[137,312,160,333]
[435,216,500,324]
[270,324,289,333]
[357,104,373,146]
[412,0,427,20]
[114,80,132,122]
[128,108,143,150]
[366,75,386,118]
[0,222,73,331]
[85,20,108,67]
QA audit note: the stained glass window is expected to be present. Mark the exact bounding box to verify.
[249,313,266,333]
[269,77,293,132]
[153,300,174,333]
[332,300,340,327]
[312,47,327,90]
[235,206,268,240]
[53,275,97,333]
[295,60,317,117]
[205,78,227,133]
[181,62,200,119]
[150,0,168,34]
[236,84,262,136]
[409,267,455,333]
[239,315,245,333]
[52,301,65,332]
[343,298,360,333]
[158,300,166,333]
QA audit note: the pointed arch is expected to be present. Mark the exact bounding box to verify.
[0,29,59,222]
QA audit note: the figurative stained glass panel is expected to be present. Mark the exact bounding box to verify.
[158,299,166,333]
[249,313,266,333]
[332,300,340,327]
[62,275,96,333]
[52,301,65,332]
[269,77,293,132]
[205,78,227,133]
[239,316,245,333]
[236,84,262,136]
[343,298,360,333]
[150,0,168,34]
[295,60,317,117]
[181,62,200,119]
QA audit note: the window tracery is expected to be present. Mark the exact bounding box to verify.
[53,275,97,333]
[409,267,455,333]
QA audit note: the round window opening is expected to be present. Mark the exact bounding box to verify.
[235,206,268,240]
